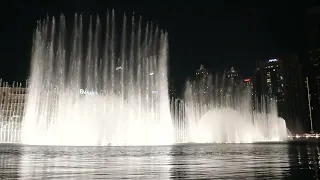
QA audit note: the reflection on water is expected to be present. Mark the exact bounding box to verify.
[0,143,319,179]
[287,143,320,179]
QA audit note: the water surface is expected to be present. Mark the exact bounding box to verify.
[0,143,319,179]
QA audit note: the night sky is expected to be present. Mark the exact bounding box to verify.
[1,0,319,93]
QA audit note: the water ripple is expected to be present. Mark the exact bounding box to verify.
[0,143,319,179]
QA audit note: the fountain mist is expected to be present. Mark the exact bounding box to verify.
[21,12,174,146]
[172,73,289,143]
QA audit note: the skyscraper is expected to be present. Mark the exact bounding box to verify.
[279,54,309,133]
[306,49,320,132]
[227,67,241,87]
[265,59,285,117]
[195,65,209,94]
[243,78,251,88]
[253,55,308,133]
[304,6,320,132]
[243,78,254,111]
[196,65,209,80]
[252,62,268,112]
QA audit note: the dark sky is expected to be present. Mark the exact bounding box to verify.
[1,0,319,92]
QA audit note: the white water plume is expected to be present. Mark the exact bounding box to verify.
[21,11,174,146]
[178,73,289,143]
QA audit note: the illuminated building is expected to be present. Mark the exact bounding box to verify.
[227,67,241,87]
[243,78,254,111]
[305,49,320,132]
[265,58,285,117]
[243,78,253,91]
[196,65,209,80]
[195,65,209,94]
[253,55,308,133]
[225,67,243,100]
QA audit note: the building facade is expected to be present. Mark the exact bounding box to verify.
[226,67,242,88]
[0,80,28,120]
[304,6,320,132]
[306,49,320,132]
[243,78,254,111]
[265,59,286,118]
[0,79,28,143]
[279,54,309,133]
[195,65,209,95]
[253,56,308,134]
[252,62,268,113]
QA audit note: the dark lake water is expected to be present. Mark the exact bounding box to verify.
[0,143,319,179]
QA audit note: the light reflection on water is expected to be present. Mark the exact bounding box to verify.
[0,143,319,179]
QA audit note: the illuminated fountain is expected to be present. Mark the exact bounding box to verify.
[178,72,289,143]
[21,11,174,146]
[6,11,289,146]
[171,98,186,143]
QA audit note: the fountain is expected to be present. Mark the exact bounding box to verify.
[171,98,186,143]
[1,11,289,146]
[21,11,174,146]
[172,72,289,143]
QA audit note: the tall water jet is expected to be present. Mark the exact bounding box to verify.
[180,71,289,143]
[21,12,174,146]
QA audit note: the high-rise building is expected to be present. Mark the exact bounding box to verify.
[226,67,243,96]
[264,59,285,117]
[196,65,209,80]
[279,55,309,133]
[243,78,252,89]
[253,55,308,133]
[306,49,320,132]
[0,79,28,122]
[252,62,268,112]
[243,78,254,111]
[303,6,320,132]
[195,65,209,94]
[227,67,241,87]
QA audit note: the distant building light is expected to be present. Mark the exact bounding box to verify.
[268,59,277,62]
[244,79,250,82]
[80,89,96,95]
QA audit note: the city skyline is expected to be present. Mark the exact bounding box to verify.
[1,1,320,136]
[1,1,320,179]
[2,1,320,91]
